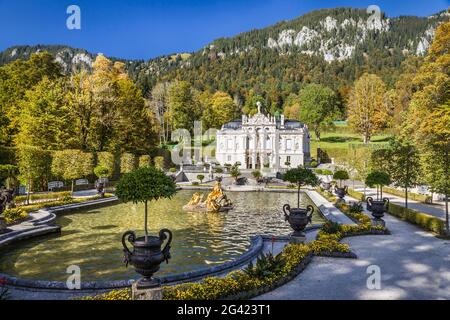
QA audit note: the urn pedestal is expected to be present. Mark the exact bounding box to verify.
[366,197,389,227]
[122,228,172,290]
[283,204,314,243]
[131,281,162,300]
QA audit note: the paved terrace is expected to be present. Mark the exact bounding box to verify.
[256,195,450,300]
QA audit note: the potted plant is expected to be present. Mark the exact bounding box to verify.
[252,170,262,184]
[282,167,319,238]
[333,170,349,199]
[230,163,242,184]
[365,170,391,220]
[197,174,205,184]
[116,166,177,289]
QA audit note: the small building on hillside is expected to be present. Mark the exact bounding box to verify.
[215,102,311,171]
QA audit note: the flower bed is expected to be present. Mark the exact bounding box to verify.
[85,219,387,300]
[17,193,114,214]
[1,208,28,224]
[14,191,72,204]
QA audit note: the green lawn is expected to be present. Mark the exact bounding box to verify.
[310,125,391,160]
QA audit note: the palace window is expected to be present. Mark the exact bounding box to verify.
[227,139,233,149]
[286,139,292,150]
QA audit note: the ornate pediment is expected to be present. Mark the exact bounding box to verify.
[247,113,271,125]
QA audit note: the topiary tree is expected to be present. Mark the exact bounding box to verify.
[310,161,318,168]
[283,167,319,208]
[17,146,52,204]
[52,150,93,195]
[120,153,137,174]
[138,155,151,168]
[94,165,110,179]
[97,152,115,178]
[365,170,391,200]
[115,166,177,241]
[153,156,165,170]
[333,170,349,188]
[197,174,205,184]
[252,170,262,180]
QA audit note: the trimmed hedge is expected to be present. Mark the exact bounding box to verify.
[388,203,445,235]
[383,187,432,204]
[348,188,445,235]
[347,188,366,201]
[15,191,72,203]
[16,194,113,213]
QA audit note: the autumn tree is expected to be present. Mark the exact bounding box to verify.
[242,91,264,116]
[404,21,450,233]
[15,77,76,150]
[0,52,62,146]
[202,91,239,129]
[347,73,389,143]
[167,81,202,134]
[282,93,300,119]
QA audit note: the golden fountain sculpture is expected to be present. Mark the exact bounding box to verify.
[183,181,233,212]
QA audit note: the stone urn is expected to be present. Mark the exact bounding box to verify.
[366,197,389,220]
[122,229,172,289]
[283,204,314,237]
[335,186,348,199]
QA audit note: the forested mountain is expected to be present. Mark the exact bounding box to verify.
[1,7,449,108]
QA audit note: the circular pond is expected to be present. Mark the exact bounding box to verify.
[0,190,323,282]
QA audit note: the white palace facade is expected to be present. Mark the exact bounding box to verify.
[215,103,311,171]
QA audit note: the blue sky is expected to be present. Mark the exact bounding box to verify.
[0,0,448,60]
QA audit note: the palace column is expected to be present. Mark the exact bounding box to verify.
[274,131,280,172]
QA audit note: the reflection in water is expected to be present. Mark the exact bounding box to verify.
[0,190,323,281]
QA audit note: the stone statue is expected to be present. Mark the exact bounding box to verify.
[0,188,15,215]
[256,101,262,114]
